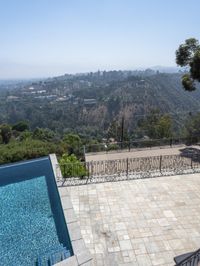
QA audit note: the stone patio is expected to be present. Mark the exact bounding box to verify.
[61,173,200,265]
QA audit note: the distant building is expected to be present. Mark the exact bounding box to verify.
[7,96,19,102]
[37,90,46,94]
[34,95,57,100]
[83,99,97,105]
[56,96,67,102]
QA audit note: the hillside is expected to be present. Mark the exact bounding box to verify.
[0,71,200,138]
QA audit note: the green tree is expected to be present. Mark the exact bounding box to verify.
[176,38,200,91]
[12,121,29,132]
[184,113,200,143]
[33,128,55,142]
[0,124,12,144]
[156,115,172,139]
[138,110,172,139]
[107,119,129,142]
[63,133,82,155]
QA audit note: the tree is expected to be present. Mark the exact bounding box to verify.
[12,121,29,132]
[138,110,172,139]
[107,119,129,142]
[0,124,12,144]
[33,127,55,142]
[156,115,172,139]
[176,38,200,91]
[107,120,119,140]
[184,113,200,143]
[63,133,82,155]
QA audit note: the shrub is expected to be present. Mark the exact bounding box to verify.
[59,153,87,179]
[0,139,65,165]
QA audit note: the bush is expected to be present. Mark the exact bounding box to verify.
[107,143,119,151]
[12,121,29,132]
[59,153,87,179]
[0,139,65,165]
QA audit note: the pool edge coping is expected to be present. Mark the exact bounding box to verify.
[49,154,93,266]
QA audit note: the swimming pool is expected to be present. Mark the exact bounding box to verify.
[0,157,73,266]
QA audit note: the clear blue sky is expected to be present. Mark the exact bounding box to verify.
[0,0,200,79]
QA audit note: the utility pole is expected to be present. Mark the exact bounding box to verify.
[121,116,124,149]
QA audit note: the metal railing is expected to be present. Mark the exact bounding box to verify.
[84,137,200,155]
[175,248,200,265]
[56,153,200,186]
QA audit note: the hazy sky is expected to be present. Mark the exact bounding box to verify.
[0,0,200,79]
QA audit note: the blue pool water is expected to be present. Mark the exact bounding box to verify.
[0,157,73,266]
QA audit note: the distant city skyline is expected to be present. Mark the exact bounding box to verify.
[0,0,200,79]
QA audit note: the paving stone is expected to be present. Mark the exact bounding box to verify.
[55,255,78,266]
[64,209,77,224]
[68,222,82,241]
[66,173,200,265]
[119,240,132,251]
[77,250,93,265]
[136,254,152,266]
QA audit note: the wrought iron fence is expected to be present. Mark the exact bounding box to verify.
[84,137,200,155]
[56,154,200,186]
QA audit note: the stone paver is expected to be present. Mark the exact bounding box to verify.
[64,173,200,265]
[50,154,93,266]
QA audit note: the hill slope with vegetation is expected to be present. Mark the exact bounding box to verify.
[0,70,200,139]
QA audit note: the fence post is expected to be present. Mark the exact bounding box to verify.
[86,162,90,184]
[83,145,86,161]
[91,161,94,178]
[159,155,162,174]
[129,141,131,152]
[64,164,66,177]
[170,138,172,148]
[62,164,66,186]
[191,155,193,170]
[126,158,129,178]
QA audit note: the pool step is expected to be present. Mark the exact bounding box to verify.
[37,245,71,266]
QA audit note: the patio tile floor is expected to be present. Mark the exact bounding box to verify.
[63,173,200,265]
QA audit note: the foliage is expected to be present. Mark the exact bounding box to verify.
[107,121,120,140]
[84,139,104,153]
[19,130,33,141]
[138,110,172,139]
[0,139,65,165]
[0,122,67,164]
[2,70,200,159]
[63,133,82,155]
[176,38,200,90]
[59,153,87,179]
[107,119,129,142]
[33,127,56,141]
[1,72,200,139]
[156,115,172,139]
[12,121,29,132]
[107,143,119,151]
[184,113,200,143]
[0,124,12,144]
